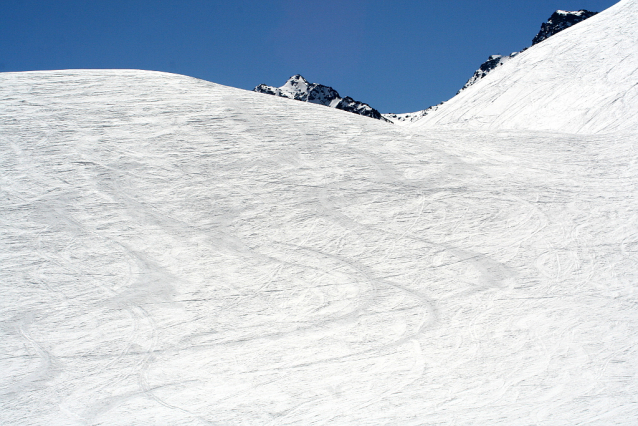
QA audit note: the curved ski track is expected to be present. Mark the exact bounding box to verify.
[1,70,637,425]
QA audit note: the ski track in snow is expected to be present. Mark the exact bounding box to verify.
[1,60,638,425]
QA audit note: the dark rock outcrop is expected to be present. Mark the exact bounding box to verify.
[254,75,390,122]
[532,10,598,45]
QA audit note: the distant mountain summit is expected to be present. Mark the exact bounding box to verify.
[532,10,598,45]
[254,75,390,122]
[257,9,600,126]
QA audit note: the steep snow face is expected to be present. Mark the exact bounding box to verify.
[532,9,598,45]
[452,9,597,94]
[255,74,389,121]
[412,0,638,134]
[2,69,638,425]
[394,7,600,124]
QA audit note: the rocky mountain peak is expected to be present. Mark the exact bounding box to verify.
[532,10,598,45]
[254,75,389,122]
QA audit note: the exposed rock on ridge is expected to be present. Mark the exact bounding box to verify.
[457,53,519,93]
[254,75,390,122]
[532,10,598,45]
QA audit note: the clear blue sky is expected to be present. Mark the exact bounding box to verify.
[0,0,618,113]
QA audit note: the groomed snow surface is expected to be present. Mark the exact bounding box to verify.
[1,69,637,425]
[2,1,638,424]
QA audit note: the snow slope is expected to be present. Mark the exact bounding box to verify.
[2,69,638,425]
[411,0,638,134]
[383,9,598,125]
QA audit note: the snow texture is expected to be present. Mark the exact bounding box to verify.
[387,6,600,124]
[1,1,638,425]
[462,8,597,91]
[255,74,389,122]
[412,0,638,134]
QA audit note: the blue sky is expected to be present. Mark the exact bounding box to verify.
[0,0,618,113]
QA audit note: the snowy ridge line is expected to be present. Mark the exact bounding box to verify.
[460,7,598,94]
[384,6,600,126]
[409,0,638,133]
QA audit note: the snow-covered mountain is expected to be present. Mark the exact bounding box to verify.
[401,0,638,133]
[460,9,598,92]
[2,1,638,425]
[255,74,390,122]
[384,7,601,125]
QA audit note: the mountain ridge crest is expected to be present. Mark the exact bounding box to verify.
[254,74,390,122]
